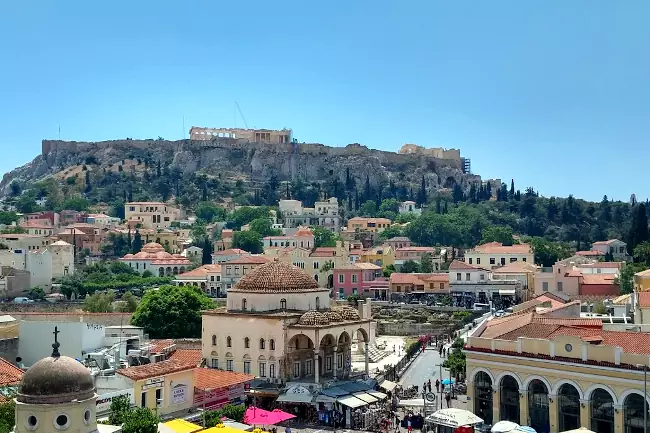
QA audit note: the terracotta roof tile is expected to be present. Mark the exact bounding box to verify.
[492,261,537,274]
[576,250,605,257]
[0,358,24,386]
[639,292,650,308]
[592,239,623,246]
[194,368,254,391]
[449,260,486,271]
[117,359,195,381]
[581,274,617,285]
[214,249,249,256]
[229,260,321,293]
[169,349,203,366]
[148,339,175,353]
[224,256,270,265]
[177,264,222,279]
[389,273,425,285]
[472,242,532,254]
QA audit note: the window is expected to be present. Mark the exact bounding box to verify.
[280,299,286,309]
[325,356,333,371]
[244,361,251,374]
[259,362,266,377]
[500,258,506,265]
[619,246,625,254]
[270,363,276,378]
[338,274,344,283]
[293,362,300,378]
[479,274,485,280]
[242,298,247,310]
[456,273,462,281]
[510,257,517,263]
[542,282,549,291]
[270,339,275,350]
[315,297,320,310]
[522,258,526,262]
[313,262,319,269]
[352,288,358,295]
[337,353,343,369]
[490,258,495,265]
[468,258,473,264]
[352,274,358,283]
[244,337,250,348]
[155,388,162,407]
[477,258,481,265]
[141,392,147,407]
[557,282,563,291]
[305,360,313,376]
[211,335,217,346]
[211,358,219,369]
[260,339,265,349]
[227,336,232,347]
[226,359,233,371]
[465,273,470,281]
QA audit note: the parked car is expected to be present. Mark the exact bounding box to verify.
[14,297,34,304]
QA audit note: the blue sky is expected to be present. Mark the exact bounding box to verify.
[1,1,648,202]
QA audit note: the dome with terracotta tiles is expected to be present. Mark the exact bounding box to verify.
[298,310,330,326]
[324,310,344,323]
[230,259,320,293]
[336,306,361,321]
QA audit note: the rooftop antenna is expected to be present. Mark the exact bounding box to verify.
[58,125,61,140]
[235,102,249,129]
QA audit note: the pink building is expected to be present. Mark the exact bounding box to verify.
[333,263,383,300]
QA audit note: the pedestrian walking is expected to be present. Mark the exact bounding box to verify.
[394,413,400,433]
[445,392,451,408]
[285,426,291,433]
[435,379,440,393]
[407,417,412,433]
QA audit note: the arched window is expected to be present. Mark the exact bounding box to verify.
[474,372,493,425]
[558,383,581,432]
[260,338,265,350]
[226,336,232,347]
[591,389,614,433]
[244,337,250,348]
[624,393,650,433]
[242,298,247,310]
[280,299,287,309]
[315,297,320,310]
[211,335,217,346]
[528,379,549,433]
[499,375,520,424]
[270,339,275,350]
[314,274,319,282]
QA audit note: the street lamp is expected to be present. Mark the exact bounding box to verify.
[637,364,648,433]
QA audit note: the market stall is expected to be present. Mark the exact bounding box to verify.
[425,408,483,433]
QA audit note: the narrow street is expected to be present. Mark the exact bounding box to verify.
[399,347,449,388]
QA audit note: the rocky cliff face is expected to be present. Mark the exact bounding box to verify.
[1,138,480,196]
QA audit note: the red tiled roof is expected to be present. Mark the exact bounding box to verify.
[177,264,222,279]
[310,248,337,258]
[214,249,249,256]
[639,292,650,308]
[449,260,486,271]
[492,261,537,274]
[0,358,24,386]
[472,242,532,254]
[420,273,449,282]
[592,239,622,246]
[194,368,254,391]
[395,247,436,252]
[224,256,270,265]
[581,274,617,285]
[579,262,623,269]
[148,339,175,353]
[169,349,203,366]
[576,250,605,257]
[389,273,425,285]
[117,359,195,381]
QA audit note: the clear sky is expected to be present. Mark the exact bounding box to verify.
[1,1,648,202]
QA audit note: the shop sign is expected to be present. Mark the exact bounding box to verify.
[172,383,188,404]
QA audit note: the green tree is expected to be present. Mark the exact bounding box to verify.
[102,233,131,257]
[131,285,215,338]
[359,200,377,217]
[0,212,19,225]
[107,395,132,425]
[202,237,213,265]
[442,338,466,378]
[383,264,397,278]
[195,202,227,223]
[204,404,246,427]
[60,196,90,212]
[616,263,648,294]
[377,225,404,242]
[109,261,138,275]
[633,241,650,266]
[115,291,139,313]
[0,394,15,433]
[83,292,115,313]
[524,236,572,267]
[229,207,271,230]
[480,226,515,246]
[312,226,338,248]
[122,407,159,433]
[249,218,280,237]
[27,287,46,301]
[131,230,143,253]
[232,230,263,254]
[419,253,434,273]
[400,260,420,273]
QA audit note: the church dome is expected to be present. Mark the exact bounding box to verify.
[336,306,361,321]
[298,310,330,326]
[141,242,165,253]
[230,260,319,293]
[324,310,344,322]
[18,355,95,404]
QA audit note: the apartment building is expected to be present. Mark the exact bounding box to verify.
[125,202,182,230]
[220,256,270,293]
[280,198,341,232]
[346,217,392,233]
[464,242,534,269]
[448,260,520,308]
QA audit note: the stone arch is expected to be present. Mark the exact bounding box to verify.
[180,266,186,273]
[620,389,650,406]
[166,266,172,276]
[288,334,314,351]
[552,379,585,400]
[319,333,337,348]
[523,374,552,391]
[173,266,179,275]
[338,331,351,345]
[496,371,523,390]
[355,328,369,343]
[158,267,165,277]
[178,282,184,286]
[585,384,618,406]
[469,367,495,384]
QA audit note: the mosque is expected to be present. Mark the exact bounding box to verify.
[11,327,121,433]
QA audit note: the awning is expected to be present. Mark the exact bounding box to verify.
[425,409,483,428]
[379,379,397,391]
[337,395,367,408]
[315,394,337,403]
[367,391,388,400]
[398,398,425,407]
[353,392,378,404]
[276,392,313,404]
[498,289,516,295]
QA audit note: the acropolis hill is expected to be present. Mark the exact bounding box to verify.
[2,127,484,197]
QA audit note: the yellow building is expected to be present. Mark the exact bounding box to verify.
[634,268,650,291]
[359,245,395,267]
[117,359,196,417]
[346,217,392,233]
[465,311,650,433]
[125,201,182,230]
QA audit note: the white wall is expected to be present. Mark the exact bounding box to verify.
[19,321,106,366]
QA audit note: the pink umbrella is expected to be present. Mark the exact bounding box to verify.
[268,409,297,423]
[244,407,272,425]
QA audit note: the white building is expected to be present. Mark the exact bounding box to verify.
[279,198,341,232]
[174,264,222,297]
[119,242,192,276]
[263,227,315,249]
[464,242,535,269]
[202,260,376,385]
[124,202,182,230]
[399,201,422,215]
[211,248,251,264]
[0,240,74,291]
[0,233,51,252]
[591,239,631,261]
[18,320,106,367]
[448,260,521,308]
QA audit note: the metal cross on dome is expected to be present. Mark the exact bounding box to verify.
[52,326,61,357]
